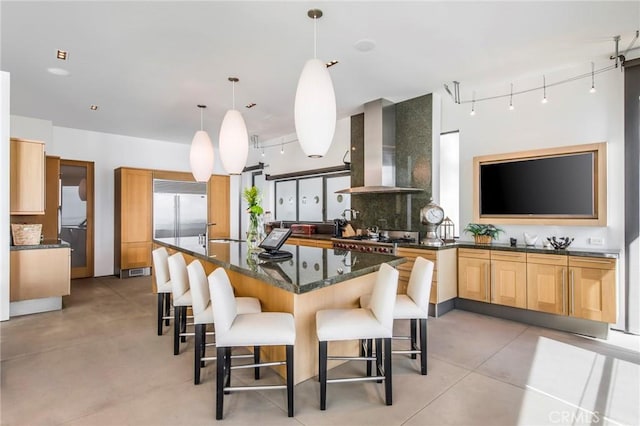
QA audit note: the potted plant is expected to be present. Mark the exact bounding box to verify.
[463,223,503,244]
[243,186,264,250]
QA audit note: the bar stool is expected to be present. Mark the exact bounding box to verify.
[152,247,174,336]
[186,260,262,385]
[360,256,434,375]
[208,267,296,420]
[168,252,194,355]
[316,263,399,410]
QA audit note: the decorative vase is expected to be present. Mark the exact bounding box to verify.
[474,235,492,245]
[246,214,262,251]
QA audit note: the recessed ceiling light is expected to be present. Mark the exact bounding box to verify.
[56,49,68,60]
[90,105,98,111]
[354,39,376,52]
[47,67,70,76]
[326,60,339,68]
[245,103,256,109]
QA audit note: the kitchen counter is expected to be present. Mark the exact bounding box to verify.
[10,239,70,251]
[153,236,405,384]
[154,236,404,294]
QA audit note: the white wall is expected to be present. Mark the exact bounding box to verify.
[440,66,626,329]
[1,72,11,321]
[440,67,624,250]
[9,116,222,276]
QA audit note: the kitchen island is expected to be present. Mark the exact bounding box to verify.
[153,236,405,384]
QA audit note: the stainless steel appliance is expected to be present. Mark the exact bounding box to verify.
[153,179,207,239]
[332,230,419,254]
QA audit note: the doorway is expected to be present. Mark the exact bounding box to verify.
[60,160,94,279]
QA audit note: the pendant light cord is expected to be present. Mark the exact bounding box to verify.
[313,16,317,59]
[200,107,204,131]
[232,81,236,110]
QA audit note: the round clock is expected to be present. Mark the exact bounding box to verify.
[420,200,445,246]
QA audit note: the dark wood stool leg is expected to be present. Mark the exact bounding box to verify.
[319,341,327,410]
[286,345,294,417]
[366,338,373,376]
[164,293,171,326]
[216,346,225,420]
[180,307,187,342]
[173,306,181,355]
[157,293,164,336]
[375,338,383,383]
[420,318,428,375]
[224,347,231,394]
[410,318,417,359]
[254,346,261,380]
[194,323,203,384]
[200,326,206,367]
[384,337,393,405]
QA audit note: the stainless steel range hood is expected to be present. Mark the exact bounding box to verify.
[336,99,423,194]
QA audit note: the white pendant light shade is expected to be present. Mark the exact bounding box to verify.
[295,58,336,158]
[219,109,249,175]
[190,130,214,182]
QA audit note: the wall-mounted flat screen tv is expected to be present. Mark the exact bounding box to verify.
[473,143,606,226]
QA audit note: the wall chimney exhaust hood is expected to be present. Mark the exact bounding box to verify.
[336,99,423,194]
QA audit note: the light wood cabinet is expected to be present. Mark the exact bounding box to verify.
[114,168,153,274]
[208,175,230,239]
[10,138,45,215]
[10,247,70,301]
[569,256,617,323]
[527,253,568,315]
[458,248,491,302]
[396,247,457,309]
[490,251,527,308]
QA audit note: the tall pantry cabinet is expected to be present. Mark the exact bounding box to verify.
[114,168,153,277]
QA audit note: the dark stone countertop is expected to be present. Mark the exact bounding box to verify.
[154,237,405,295]
[10,239,71,251]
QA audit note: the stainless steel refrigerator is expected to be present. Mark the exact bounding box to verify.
[153,179,207,239]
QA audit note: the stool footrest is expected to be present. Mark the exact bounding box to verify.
[231,360,285,370]
[179,332,195,337]
[224,384,287,392]
[327,376,386,384]
[393,349,421,355]
[328,356,376,361]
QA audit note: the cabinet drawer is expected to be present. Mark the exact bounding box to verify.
[458,248,490,259]
[527,253,568,266]
[396,247,436,261]
[569,256,616,270]
[491,251,526,262]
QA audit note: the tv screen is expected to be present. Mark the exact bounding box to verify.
[480,152,595,217]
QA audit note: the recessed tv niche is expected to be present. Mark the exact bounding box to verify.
[473,142,607,226]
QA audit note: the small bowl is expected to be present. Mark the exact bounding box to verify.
[547,236,574,250]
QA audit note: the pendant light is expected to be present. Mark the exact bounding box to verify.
[190,105,214,182]
[294,8,336,158]
[219,77,249,175]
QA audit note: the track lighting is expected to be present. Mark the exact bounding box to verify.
[470,92,476,116]
[509,83,514,111]
[541,75,548,104]
[590,62,596,93]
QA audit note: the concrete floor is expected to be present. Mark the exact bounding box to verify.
[1,275,638,426]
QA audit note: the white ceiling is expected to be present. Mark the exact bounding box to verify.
[1,1,638,145]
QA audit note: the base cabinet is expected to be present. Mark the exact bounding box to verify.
[490,251,527,308]
[569,257,616,323]
[458,248,617,323]
[458,249,490,302]
[10,248,70,301]
[527,253,567,315]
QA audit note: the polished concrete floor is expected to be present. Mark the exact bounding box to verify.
[1,275,638,426]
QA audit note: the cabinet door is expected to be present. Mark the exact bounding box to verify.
[10,248,70,301]
[10,138,45,215]
[121,169,152,243]
[569,266,616,323]
[491,260,527,308]
[458,257,490,302]
[275,180,297,221]
[208,175,230,238]
[527,263,567,315]
[325,175,351,220]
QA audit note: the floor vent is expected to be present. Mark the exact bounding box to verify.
[121,267,151,278]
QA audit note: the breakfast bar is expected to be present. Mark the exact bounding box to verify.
[153,236,405,384]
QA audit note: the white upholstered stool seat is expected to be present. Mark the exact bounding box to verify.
[209,267,295,420]
[359,256,434,375]
[168,252,196,355]
[316,263,399,410]
[152,247,174,336]
[187,260,262,385]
